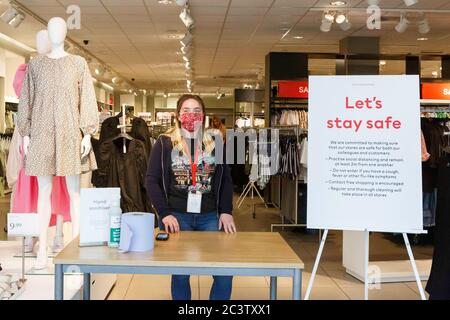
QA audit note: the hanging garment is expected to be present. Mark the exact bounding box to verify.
[6,128,22,188]
[426,153,450,299]
[94,137,150,213]
[17,55,99,177]
[11,146,71,226]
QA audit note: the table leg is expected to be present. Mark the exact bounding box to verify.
[55,264,64,300]
[292,269,302,300]
[270,277,277,300]
[83,273,91,300]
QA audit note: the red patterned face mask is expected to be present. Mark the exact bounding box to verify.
[179,112,204,132]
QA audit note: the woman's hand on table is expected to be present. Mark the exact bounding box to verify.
[219,214,237,234]
[162,215,180,234]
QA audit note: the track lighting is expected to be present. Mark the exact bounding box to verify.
[324,11,335,22]
[404,0,418,7]
[112,76,123,85]
[95,64,105,76]
[180,31,193,47]
[320,18,333,32]
[339,18,352,31]
[179,7,194,29]
[417,15,430,34]
[335,13,346,24]
[395,13,410,33]
[1,6,25,28]
[183,52,191,62]
[181,45,191,54]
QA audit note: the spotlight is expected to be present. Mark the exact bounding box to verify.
[182,52,192,62]
[95,64,105,76]
[395,13,410,33]
[324,11,335,22]
[9,11,24,28]
[181,45,191,54]
[163,91,169,98]
[320,18,333,32]
[418,15,430,34]
[403,0,418,6]
[180,32,193,47]
[339,18,352,31]
[1,6,25,28]
[112,77,122,85]
[335,13,346,24]
[185,61,192,69]
[179,8,194,29]
[1,6,18,24]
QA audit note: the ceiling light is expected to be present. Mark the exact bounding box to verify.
[1,6,25,28]
[395,13,410,33]
[167,34,184,40]
[181,46,191,54]
[179,8,194,29]
[418,15,430,34]
[417,37,428,41]
[432,71,438,77]
[180,32,192,47]
[330,1,347,5]
[158,0,173,4]
[380,60,387,66]
[112,77,122,85]
[403,0,418,7]
[8,11,24,28]
[185,61,192,69]
[339,18,352,31]
[335,13,346,24]
[175,0,188,6]
[320,18,333,32]
[1,6,18,24]
[95,64,105,76]
[293,36,304,39]
[324,11,335,22]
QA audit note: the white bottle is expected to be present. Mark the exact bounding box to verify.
[108,200,122,248]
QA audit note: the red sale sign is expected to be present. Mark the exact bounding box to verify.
[278,81,309,98]
[421,83,450,100]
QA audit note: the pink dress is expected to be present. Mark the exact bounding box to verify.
[9,64,71,226]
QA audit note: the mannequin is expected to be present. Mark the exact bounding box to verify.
[22,17,96,269]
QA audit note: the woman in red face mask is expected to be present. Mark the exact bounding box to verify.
[145,94,236,300]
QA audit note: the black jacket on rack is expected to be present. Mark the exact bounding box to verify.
[92,115,152,213]
[426,152,450,300]
[94,137,150,213]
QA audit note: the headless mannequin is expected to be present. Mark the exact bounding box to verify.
[24,17,93,269]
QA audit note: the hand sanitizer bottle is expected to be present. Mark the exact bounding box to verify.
[108,200,122,248]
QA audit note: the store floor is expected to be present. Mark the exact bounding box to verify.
[107,196,433,300]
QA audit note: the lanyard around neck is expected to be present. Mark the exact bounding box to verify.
[182,139,201,186]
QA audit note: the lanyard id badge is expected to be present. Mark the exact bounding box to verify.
[183,139,202,213]
[187,191,202,213]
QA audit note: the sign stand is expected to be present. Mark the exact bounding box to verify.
[305,229,426,300]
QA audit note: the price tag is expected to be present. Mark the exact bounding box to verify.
[7,214,40,237]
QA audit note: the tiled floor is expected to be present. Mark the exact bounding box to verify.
[107,196,434,300]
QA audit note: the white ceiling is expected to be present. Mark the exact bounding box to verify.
[2,0,450,93]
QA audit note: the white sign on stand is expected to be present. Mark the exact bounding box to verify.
[306,75,426,300]
[79,188,121,247]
